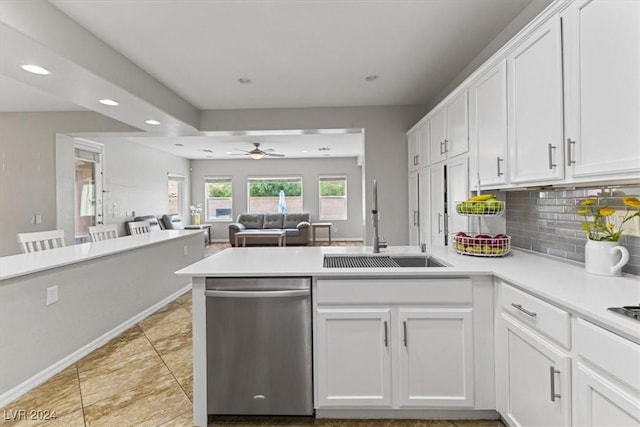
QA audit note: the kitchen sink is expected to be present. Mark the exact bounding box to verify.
[323,255,447,268]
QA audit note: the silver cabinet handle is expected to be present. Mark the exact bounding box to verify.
[416,154,420,165]
[550,366,561,401]
[511,303,537,318]
[383,321,388,347]
[497,157,504,176]
[439,141,445,155]
[437,213,443,233]
[566,138,576,166]
[444,139,449,153]
[548,144,557,169]
[403,321,408,347]
[205,289,309,298]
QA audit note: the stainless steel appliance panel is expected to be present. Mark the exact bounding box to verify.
[206,277,312,415]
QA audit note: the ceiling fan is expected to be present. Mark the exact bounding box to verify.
[232,142,285,159]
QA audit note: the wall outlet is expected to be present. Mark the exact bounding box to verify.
[46,285,58,305]
[183,245,188,256]
[29,215,42,225]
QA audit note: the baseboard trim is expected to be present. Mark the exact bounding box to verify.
[315,409,500,419]
[0,283,192,407]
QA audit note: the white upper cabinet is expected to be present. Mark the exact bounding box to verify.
[408,130,420,172]
[430,91,469,164]
[469,60,508,189]
[429,109,447,164]
[508,15,564,184]
[409,122,430,172]
[561,0,640,180]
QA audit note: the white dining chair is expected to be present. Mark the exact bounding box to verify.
[128,221,151,235]
[88,224,119,242]
[17,229,66,253]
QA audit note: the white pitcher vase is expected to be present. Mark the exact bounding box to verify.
[584,239,629,277]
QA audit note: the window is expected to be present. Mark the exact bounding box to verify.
[205,177,233,221]
[248,177,303,213]
[168,174,185,218]
[319,176,347,220]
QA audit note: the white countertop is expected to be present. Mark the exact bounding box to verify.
[176,245,640,343]
[0,230,201,282]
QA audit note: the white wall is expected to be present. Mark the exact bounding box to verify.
[0,112,190,256]
[191,157,363,241]
[199,105,427,245]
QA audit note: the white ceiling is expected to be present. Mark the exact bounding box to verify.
[97,129,364,160]
[0,0,539,159]
[49,0,534,110]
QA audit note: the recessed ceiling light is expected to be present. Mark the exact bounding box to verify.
[365,74,379,82]
[301,150,309,153]
[226,151,234,155]
[21,64,50,75]
[99,99,119,106]
[238,77,252,84]
[174,143,184,147]
[145,119,161,125]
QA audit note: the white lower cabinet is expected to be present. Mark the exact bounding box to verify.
[500,314,571,427]
[575,363,640,427]
[397,308,474,407]
[316,308,392,407]
[315,278,478,410]
[574,318,640,427]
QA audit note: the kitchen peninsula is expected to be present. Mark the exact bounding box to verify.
[0,230,204,407]
[177,246,640,427]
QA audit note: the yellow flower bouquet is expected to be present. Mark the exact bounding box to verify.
[577,197,640,241]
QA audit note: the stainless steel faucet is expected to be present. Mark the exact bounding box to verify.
[372,179,387,253]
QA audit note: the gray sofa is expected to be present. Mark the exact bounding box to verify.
[228,213,310,246]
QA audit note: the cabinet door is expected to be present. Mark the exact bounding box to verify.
[316,308,392,407]
[562,0,640,179]
[418,123,430,167]
[575,361,640,427]
[508,15,564,184]
[446,90,469,158]
[446,157,469,236]
[470,60,508,188]
[408,131,419,172]
[430,109,447,164]
[501,314,571,427]
[408,171,420,246]
[429,163,445,247]
[397,308,474,408]
[417,169,430,247]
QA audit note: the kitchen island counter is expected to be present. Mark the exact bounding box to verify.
[177,245,640,342]
[178,245,640,426]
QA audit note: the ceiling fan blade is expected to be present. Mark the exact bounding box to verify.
[265,152,285,157]
[230,153,248,156]
[234,149,252,153]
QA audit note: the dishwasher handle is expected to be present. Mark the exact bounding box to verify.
[205,289,309,299]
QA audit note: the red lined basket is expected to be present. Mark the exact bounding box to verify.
[450,233,511,257]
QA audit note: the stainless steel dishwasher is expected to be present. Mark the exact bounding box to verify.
[205,277,313,416]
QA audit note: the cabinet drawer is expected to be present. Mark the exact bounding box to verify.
[316,279,472,305]
[501,283,570,348]
[575,318,640,392]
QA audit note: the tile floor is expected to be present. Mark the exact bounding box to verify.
[1,242,504,427]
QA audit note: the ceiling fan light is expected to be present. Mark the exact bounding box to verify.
[249,152,264,160]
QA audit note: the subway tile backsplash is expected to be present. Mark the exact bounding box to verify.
[506,185,640,276]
